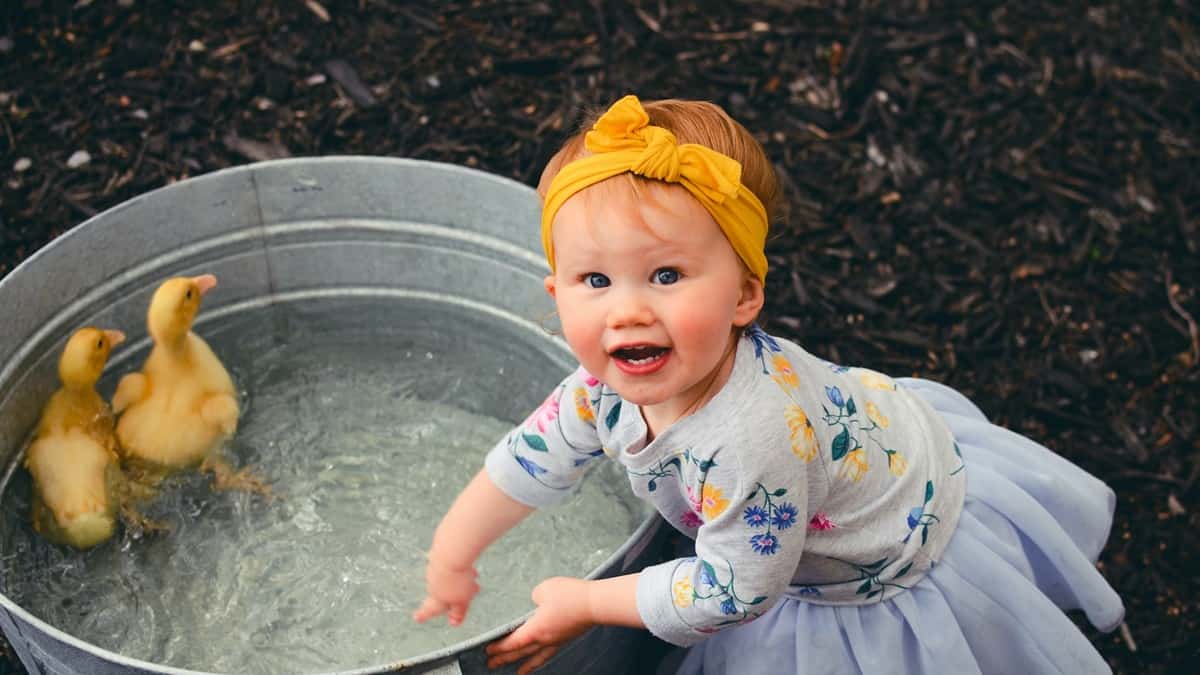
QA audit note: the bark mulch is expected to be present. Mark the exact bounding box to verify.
[1,1,1198,673]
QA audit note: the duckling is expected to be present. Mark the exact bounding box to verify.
[113,274,269,495]
[25,327,128,549]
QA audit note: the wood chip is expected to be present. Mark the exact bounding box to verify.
[1167,493,1186,516]
[304,0,331,23]
[221,133,290,162]
[324,59,378,107]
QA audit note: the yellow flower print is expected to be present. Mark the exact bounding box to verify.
[785,405,819,462]
[856,369,896,391]
[865,401,890,428]
[701,484,730,520]
[673,578,694,608]
[573,387,595,424]
[839,448,869,481]
[770,354,799,389]
[887,450,908,477]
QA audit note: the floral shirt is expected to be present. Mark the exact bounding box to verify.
[484,326,966,647]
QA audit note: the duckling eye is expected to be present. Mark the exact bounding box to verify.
[97,339,104,349]
[186,289,193,300]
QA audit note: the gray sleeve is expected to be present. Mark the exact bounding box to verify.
[636,422,809,646]
[484,367,606,508]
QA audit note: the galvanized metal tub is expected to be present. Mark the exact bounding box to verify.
[0,157,667,675]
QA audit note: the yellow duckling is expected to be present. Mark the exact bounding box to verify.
[25,327,127,549]
[113,274,268,495]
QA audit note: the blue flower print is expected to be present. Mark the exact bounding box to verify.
[906,505,924,530]
[746,324,783,373]
[691,559,769,628]
[746,324,781,359]
[573,449,606,466]
[743,483,794,556]
[771,503,799,530]
[825,385,845,408]
[903,481,940,545]
[515,455,547,477]
[750,533,779,555]
[796,586,823,598]
[743,505,769,528]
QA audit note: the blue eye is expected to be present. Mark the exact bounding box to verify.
[584,273,611,288]
[654,268,680,285]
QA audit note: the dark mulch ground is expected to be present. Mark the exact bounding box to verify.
[2,1,1197,673]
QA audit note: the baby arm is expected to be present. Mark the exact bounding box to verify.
[641,446,810,646]
[414,469,534,625]
[416,366,606,630]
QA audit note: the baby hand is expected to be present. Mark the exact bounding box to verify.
[485,577,595,674]
[412,555,480,627]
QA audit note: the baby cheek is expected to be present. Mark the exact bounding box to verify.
[558,310,605,368]
[673,296,734,336]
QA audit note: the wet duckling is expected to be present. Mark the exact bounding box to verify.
[25,327,127,549]
[113,274,268,495]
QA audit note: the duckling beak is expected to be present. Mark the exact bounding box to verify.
[192,274,218,297]
[103,329,126,347]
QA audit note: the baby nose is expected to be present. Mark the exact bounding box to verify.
[607,290,654,329]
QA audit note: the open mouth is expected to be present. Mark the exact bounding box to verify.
[611,344,670,366]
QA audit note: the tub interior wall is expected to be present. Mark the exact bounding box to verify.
[0,158,559,487]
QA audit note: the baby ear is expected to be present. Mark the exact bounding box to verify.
[733,275,765,327]
[543,275,557,300]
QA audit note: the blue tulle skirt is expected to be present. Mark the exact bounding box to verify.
[675,378,1124,675]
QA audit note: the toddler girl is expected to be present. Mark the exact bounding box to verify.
[414,95,1124,675]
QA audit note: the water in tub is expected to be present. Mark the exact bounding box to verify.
[0,299,649,673]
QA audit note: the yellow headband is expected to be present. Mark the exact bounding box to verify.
[541,95,769,283]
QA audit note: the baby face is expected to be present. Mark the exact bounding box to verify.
[544,180,762,419]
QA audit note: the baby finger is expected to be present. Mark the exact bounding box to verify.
[486,640,543,668]
[516,645,560,675]
[412,597,446,623]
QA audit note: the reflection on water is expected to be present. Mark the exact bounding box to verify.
[0,299,645,674]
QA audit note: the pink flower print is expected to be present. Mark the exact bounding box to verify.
[680,510,703,529]
[526,393,560,433]
[808,512,836,531]
[578,367,601,388]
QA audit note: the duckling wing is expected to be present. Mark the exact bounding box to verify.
[116,378,227,468]
[200,393,239,436]
[26,429,114,528]
[112,372,148,415]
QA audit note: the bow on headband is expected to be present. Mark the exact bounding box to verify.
[541,95,769,283]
